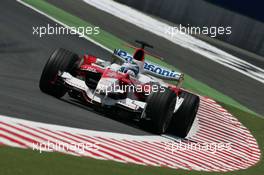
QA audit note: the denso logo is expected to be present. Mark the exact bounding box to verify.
[86,66,97,73]
[144,62,178,78]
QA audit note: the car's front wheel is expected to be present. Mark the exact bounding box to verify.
[39,48,80,98]
[146,88,176,134]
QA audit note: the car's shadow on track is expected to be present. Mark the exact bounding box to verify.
[61,96,144,129]
[60,95,182,140]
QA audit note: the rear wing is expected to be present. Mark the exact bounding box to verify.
[112,49,184,83]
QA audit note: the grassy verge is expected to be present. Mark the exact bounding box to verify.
[0,105,263,175]
[22,0,259,116]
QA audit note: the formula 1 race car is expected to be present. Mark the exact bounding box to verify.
[39,41,200,138]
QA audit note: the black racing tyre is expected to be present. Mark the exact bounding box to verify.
[146,88,176,134]
[169,91,200,138]
[39,48,80,98]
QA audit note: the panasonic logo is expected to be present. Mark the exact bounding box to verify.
[144,62,177,78]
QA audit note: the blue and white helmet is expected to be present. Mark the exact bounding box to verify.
[119,62,139,77]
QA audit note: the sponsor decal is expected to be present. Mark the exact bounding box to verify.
[86,66,97,73]
[114,49,133,62]
[144,61,179,79]
[114,49,180,79]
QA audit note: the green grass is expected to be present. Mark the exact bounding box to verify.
[1,0,262,174]
[22,0,259,116]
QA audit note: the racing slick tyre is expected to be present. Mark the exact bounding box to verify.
[169,91,200,138]
[146,88,176,134]
[39,48,80,98]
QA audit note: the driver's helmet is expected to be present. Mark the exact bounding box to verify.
[119,62,139,77]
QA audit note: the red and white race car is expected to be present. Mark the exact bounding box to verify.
[39,41,199,138]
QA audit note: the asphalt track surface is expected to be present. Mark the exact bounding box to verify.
[0,0,152,135]
[0,0,263,137]
[47,0,264,115]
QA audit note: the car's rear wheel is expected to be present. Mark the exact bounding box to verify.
[169,91,200,138]
[39,48,80,98]
[146,88,176,134]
